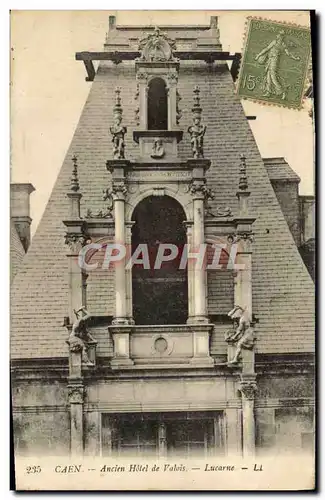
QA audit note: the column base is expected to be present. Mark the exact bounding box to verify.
[190,356,214,367]
[112,317,131,326]
[187,315,210,324]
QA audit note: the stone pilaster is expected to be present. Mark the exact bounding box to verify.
[109,325,134,368]
[239,376,257,458]
[166,71,179,129]
[68,379,84,457]
[225,408,242,457]
[158,422,167,459]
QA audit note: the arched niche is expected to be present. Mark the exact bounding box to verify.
[147,77,168,130]
[131,195,188,325]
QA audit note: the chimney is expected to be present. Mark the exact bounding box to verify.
[109,16,116,31]
[10,183,35,251]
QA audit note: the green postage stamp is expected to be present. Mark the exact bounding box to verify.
[237,18,311,108]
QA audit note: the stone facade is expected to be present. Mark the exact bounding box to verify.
[11,17,314,460]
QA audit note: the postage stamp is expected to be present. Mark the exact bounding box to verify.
[237,18,311,109]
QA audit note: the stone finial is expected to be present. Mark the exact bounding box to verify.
[70,155,80,192]
[236,154,251,216]
[110,87,127,159]
[188,86,206,159]
[192,85,202,113]
[239,154,248,191]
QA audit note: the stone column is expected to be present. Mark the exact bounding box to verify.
[125,221,135,324]
[112,181,129,325]
[239,377,257,458]
[190,185,208,323]
[184,222,194,322]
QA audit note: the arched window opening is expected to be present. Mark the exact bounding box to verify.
[147,78,168,130]
[132,195,187,325]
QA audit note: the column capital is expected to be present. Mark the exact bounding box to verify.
[67,382,84,404]
[112,181,128,201]
[64,229,90,255]
[239,376,257,400]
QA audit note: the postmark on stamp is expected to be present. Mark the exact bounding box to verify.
[237,18,311,109]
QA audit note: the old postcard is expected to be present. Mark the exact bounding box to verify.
[10,10,315,491]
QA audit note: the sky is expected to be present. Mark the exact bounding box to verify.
[10,10,314,235]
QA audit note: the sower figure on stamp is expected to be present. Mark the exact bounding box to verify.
[255,30,300,100]
[225,305,255,365]
[68,306,96,366]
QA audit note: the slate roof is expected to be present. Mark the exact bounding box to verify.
[264,157,301,182]
[11,23,314,359]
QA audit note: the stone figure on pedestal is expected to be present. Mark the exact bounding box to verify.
[110,114,127,159]
[188,86,206,159]
[188,117,206,159]
[68,306,96,366]
[110,87,127,159]
[225,305,255,364]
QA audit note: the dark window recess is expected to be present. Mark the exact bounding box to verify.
[147,78,168,130]
[132,195,188,325]
[102,412,224,458]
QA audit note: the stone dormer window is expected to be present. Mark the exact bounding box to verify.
[133,28,182,159]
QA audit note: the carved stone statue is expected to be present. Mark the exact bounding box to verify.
[188,116,206,159]
[68,306,96,366]
[225,305,255,364]
[151,139,165,159]
[110,114,127,159]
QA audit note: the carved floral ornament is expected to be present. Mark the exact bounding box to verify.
[137,27,178,62]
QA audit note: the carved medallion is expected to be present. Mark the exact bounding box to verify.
[138,27,177,62]
[151,139,165,159]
